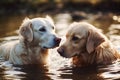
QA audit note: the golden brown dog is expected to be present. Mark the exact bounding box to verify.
[57,22,120,67]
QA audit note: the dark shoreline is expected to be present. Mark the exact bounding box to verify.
[0,1,120,16]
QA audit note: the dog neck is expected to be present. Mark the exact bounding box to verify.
[19,39,48,64]
[19,38,48,56]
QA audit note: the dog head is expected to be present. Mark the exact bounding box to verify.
[19,16,61,49]
[57,22,105,58]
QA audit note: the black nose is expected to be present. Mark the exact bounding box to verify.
[57,47,65,56]
[54,37,61,46]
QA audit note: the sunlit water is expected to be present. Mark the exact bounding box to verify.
[0,12,120,80]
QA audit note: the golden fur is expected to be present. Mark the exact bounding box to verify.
[57,22,120,67]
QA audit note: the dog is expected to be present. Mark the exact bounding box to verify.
[0,16,61,65]
[57,22,120,67]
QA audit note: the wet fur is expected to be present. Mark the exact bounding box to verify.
[0,16,60,65]
[58,22,120,67]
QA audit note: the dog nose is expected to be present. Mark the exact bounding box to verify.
[54,37,61,46]
[57,47,64,56]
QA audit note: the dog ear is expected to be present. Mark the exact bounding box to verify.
[19,18,33,42]
[46,15,54,24]
[86,29,105,54]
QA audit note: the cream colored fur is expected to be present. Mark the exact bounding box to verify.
[0,16,61,65]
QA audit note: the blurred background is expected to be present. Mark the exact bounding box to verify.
[0,0,120,45]
[0,0,120,15]
[0,0,120,80]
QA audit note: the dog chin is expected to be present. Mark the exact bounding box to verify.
[59,53,72,58]
[72,53,79,57]
[42,45,58,49]
[64,53,78,58]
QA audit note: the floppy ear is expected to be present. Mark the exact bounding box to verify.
[86,29,105,54]
[19,18,33,42]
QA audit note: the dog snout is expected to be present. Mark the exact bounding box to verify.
[57,47,65,56]
[54,37,61,46]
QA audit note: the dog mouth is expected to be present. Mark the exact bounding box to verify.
[42,45,59,49]
[72,53,79,57]
[42,38,61,49]
[42,46,49,49]
[42,46,53,49]
[57,47,79,58]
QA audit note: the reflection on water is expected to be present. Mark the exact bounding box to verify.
[0,12,120,80]
[107,24,120,48]
[100,61,120,80]
[113,15,120,22]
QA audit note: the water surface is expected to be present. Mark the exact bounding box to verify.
[0,12,120,80]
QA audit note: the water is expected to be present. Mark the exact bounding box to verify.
[0,12,120,80]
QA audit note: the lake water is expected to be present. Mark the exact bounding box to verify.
[0,12,120,80]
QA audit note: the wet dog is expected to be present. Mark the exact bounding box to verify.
[0,16,61,65]
[57,22,120,67]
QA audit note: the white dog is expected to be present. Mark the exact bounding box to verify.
[0,16,61,65]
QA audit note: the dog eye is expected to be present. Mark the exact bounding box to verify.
[72,36,79,41]
[52,26,54,29]
[39,27,46,32]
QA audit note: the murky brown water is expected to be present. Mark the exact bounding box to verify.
[0,12,120,80]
